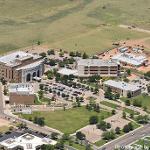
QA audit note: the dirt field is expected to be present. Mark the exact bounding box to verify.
[104,111,130,129]
[0,118,10,127]
[79,125,103,143]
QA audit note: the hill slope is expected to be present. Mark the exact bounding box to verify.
[0,0,149,54]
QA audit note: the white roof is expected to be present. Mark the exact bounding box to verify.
[58,68,78,76]
[77,59,118,67]
[8,83,34,94]
[0,51,41,67]
[0,133,57,150]
[104,80,141,92]
[112,53,147,66]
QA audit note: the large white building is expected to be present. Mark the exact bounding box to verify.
[76,59,120,77]
[112,53,148,67]
[0,133,57,150]
[104,80,141,97]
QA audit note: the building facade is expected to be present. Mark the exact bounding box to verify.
[0,51,44,83]
[77,59,120,77]
[103,80,141,97]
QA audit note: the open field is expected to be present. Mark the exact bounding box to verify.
[20,107,111,134]
[0,0,149,55]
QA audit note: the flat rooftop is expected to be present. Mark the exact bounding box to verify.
[58,68,78,76]
[0,51,41,67]
[0,133,57,150]
[8,83,34,94]
[77,59,118,67]
[104,80,141,92]
[112,53,147,66]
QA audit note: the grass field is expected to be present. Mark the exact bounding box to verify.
[121,94,150,111]
[0,0,149,55]
[100,101,119,109]
[20,107,111,134]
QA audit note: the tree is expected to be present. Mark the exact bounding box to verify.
[47,49,55,55]
[62,133,69,141]
[86,144,92,150]
[41,144,54,150]
[37,40,41,45]
[130,113,134,119]
[126,69,131,76]
[89,116,98,124]
[115,127,121,134]
[38,90,44,99]
[104,87,113,100]
[123,123,133,133]
[39,52,46,58]
[102,130,115,140]
[55,139,64,150]
[34,117,45,126]
[76,131,86,141]
[127,92,132,98]
[97,120,107,131]
[136,115,149,124]
[111,109,116,115]
[3,87,8,95]
[106,123,111,129]
[123,124,130,133]
[122,111,126,119]
[51,132,59,140]
[125,99,131,106]
[82,52,89,59]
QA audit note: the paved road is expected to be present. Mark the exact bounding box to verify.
[94,124,150,150]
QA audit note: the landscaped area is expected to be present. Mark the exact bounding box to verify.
[121,94,150,111]
[100,101,119,109]
[20,107,111,134]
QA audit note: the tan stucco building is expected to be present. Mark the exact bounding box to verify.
[77,59,120,77]
[0,51,44,83]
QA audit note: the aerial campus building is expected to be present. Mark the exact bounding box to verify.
[0,51,44,83]
[76,59,120,77]
[0,133,57,150]
[8,83,35,105]
[104,80,141,97]
[112,53,148,67]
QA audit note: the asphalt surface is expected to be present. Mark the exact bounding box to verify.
[94,124,150,150]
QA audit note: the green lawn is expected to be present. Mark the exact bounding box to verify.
[20,107,111,134]
[0,0,149,55]
[65,141,85,150]
[95,139,106,147]
[123,108,139,115]
[100,101,120,109]
[121,94,150,111]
